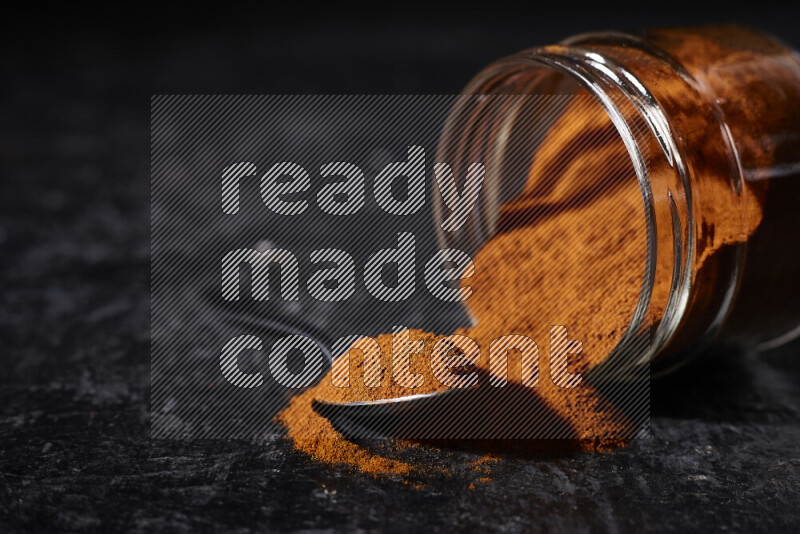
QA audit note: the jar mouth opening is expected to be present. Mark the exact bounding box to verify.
[435,48,688,376]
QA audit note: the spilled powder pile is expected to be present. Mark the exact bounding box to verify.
[277,97,647,477]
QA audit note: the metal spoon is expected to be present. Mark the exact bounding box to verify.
[310,381,586,440]
[311,389,471,439]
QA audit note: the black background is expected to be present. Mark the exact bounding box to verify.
[2,7,800,532]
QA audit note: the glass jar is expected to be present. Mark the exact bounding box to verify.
[435,25,800,375]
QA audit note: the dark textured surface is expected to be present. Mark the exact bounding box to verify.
[2,12,800,532]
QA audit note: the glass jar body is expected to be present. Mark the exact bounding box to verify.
[436,26,800,373]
